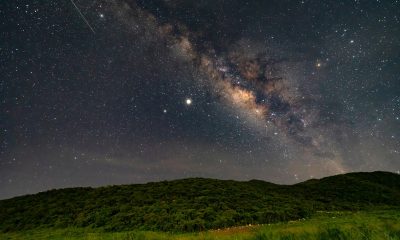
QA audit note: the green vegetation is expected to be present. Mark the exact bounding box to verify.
[0,171,399,234]
[1,210,399,239]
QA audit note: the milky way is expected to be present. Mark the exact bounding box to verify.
[1,0,399,199]
[110,0,355,173]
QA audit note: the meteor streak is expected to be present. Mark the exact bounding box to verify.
[70,0,95,34]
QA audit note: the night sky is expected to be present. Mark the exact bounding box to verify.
[1,0,399,199]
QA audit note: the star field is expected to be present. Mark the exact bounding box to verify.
[0,0,399,199]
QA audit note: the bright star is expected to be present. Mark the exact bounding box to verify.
[185,98,192,105]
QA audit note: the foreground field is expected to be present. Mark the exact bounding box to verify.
[1,210,400,240]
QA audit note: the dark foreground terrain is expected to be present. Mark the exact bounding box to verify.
[0,171,400,233]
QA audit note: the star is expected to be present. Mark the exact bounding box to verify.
[185,98,192,105]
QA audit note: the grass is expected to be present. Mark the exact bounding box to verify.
[1,210,400,240]
[252,210,400,240]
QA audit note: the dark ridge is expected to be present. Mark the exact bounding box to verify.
[0,171,399,232]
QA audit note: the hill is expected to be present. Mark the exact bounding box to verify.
[0,171,399,232]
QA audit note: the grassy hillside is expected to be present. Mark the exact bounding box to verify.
[1,211,400,239]
[0,171,399,233]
